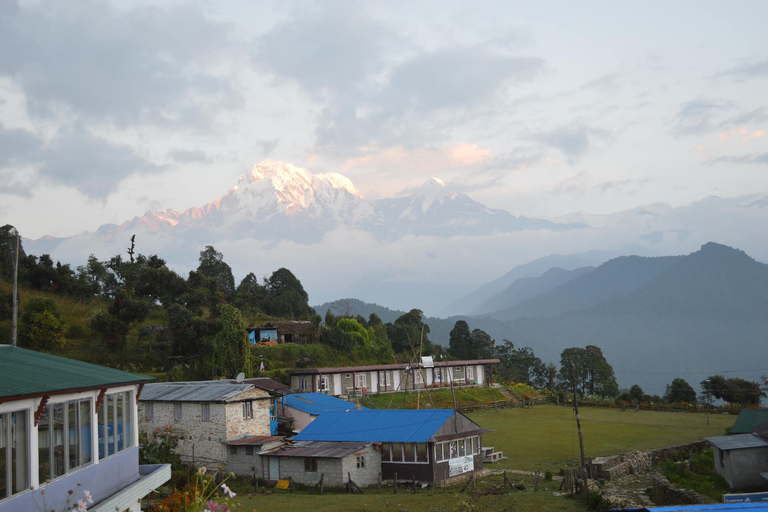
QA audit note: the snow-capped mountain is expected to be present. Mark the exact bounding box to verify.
[56,161,579,246]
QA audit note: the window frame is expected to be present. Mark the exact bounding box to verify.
[145,402,154,420]
[201,403,211,422]
[243,401,253,419]
[174,402,182,421]
[356,455,365,468]
[304,457,318,472]
[1,409,30,500]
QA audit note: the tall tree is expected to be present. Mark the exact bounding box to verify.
[448,320,472,359]
[387,309,433,354]
[264,268,314,319]
[213,305,251,379]
[19,298,66,350]
[197,246,235,300]
[559,345,618,398]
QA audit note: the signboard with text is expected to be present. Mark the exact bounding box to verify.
[448,456,474,477]
[724,492,768,503]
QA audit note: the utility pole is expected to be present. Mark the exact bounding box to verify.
[9,228,20,347]
[571,366,588,500]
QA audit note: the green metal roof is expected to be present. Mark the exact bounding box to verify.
[731,410,768,434]
[0,345,154,400]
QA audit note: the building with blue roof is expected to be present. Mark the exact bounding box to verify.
[276,392,367,432]
[291,409,491,482]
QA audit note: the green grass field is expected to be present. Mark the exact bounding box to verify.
[469,404,734,472]
[229,404,737,512]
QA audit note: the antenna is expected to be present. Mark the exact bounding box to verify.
[235,372,245,383]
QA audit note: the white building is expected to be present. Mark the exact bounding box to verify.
[0,345,170,512]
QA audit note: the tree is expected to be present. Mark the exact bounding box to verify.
[323,318,371,352]
[387,309,433,354]
[665,378,697,404]
[559,345,619,398]
[469,328,496,360]
[234,272,268,313]
[197,246,235,300]
[19,298,66,350]
[448,321,472,359]
[701,375,765,406]
[264,268,314,319]
[213,305,251,379]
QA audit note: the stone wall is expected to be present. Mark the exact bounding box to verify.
[651,474,713,505]
[590,441,709,481]
[341,446,382,487]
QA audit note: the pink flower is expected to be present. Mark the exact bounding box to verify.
[83,490,94,504]
[75,499,88,511]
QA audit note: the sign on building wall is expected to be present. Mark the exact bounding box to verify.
[724,492,768,503]
[448,456,474,477]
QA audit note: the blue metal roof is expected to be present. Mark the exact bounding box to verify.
[293,409,456,443]
[609,504,768,511]
[278,392,367,416]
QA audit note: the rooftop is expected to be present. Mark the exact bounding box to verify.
[141,381,263,402]
[294,409,460,443]
[278,392,366,416]
[707,433,768,451]
[0,345,153,400]
[263,441,373,459]
[731,409,768,434]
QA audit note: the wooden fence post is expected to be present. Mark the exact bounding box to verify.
[394,472,397,494]
[413,474,417,494]
[320,473,324,494]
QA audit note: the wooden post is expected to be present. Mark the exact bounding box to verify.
[378,472,382,494]
[320,473,324,495]
[394,472,397,494]
[472,471,477,494]
[443,479,447,493]
[288,476,293,493]
[413,474,417,494]
[571,366,589,500]
[253,473,258,493]
[432,477,435,495]
[535,470,540,491]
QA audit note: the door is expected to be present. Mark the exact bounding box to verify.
[268,456,279,481]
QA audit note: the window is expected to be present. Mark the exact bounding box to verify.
[201,404,211,422]
[320,376,330,392]
[98,392,131,461]
[416,444,428,463]
[355,374,367,388]
[297,376,309,391]
[145,402,154,420]
[459,439,466,457]
[174,403,182,421]
[230,445,238,455]
[466,366,474,381]
[404,443,414,462]
[719,448,725,468]
[392,444,403,462]
[450,441,458,458]
[304,457,318,472]
[356,455,365,468]
[415,370,424,385]
[246,446,254,455]
[1,409,29,499]
[39,398,92,482]
[243,401,253,419]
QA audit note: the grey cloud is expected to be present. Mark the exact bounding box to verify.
[169,150,210,164]
[0,170,33,197]
[252,2,391,96]
[536,124,610,162]
[256,138,279,156]
[0,125,41,167]
[707,152,768,165]
[671,99,734,136]
[38,127,159,198]
[578,72,624,92]
[712,59,768,82]
[720,107,768,127]
[0,0,239,127]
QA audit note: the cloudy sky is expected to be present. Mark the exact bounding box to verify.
[1,0,767,240]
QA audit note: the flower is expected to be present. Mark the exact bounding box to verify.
[75,498,88,511]
[198,466,208,475]
[83,490,93,504]
[220,483,236,498]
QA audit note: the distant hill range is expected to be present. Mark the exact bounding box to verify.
[315,243,768,394]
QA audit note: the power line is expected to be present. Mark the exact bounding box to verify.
[617,367,768,375]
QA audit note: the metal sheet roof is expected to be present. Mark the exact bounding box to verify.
[226,435,284,446]
[293,409,456,443]
[141,382,255,402]
[287,359,500,375]
[708,434,768,451]
[279,393,367,416]
[264,441,372,459]
[609,505,768,511]
[732,410,768,434]
[0,345,153,400]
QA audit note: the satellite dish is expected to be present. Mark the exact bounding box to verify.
[235,372,245,383]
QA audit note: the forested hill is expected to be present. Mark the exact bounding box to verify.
[501,243,768,393]
[313,298,406,324]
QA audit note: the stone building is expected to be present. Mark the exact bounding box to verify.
[287,359,499,396]
[225,435,285,478]
[0,346,169,512]
[259,441,381,486]
[138,381,271,468]
[708,424,768,492]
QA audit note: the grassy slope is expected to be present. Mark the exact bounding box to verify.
[469,404,735,472]
[359,387,508,409]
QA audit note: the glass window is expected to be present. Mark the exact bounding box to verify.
[320,376,330,392]
[79,401,92,466]
[357,455,365,468]
[98,393,133,461]
[243,402,253,419]
[0,414,6,497]
[404,443,415,462]
[1,410,30,499]
[174,403,182,421]
[450,441,458,459]
[380,443,391,462]
[67,402,79,472]
[202,404,211,422]
[116,394,125,452]
[467,367,474,380]
[304,458,317,472]
[246,446,253,455]
[458,439,466,457]
[415,444,428,463]
[145,402,154,420]
[392,444,403,462]
[52,403,65,478]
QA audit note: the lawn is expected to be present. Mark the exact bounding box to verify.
[469,404,735,472]
[228,404,736,511]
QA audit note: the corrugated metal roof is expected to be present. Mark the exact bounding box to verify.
[141,382,255,402]
[226,435,284,446]
[264,441,372,458]
[293,409,455,443]
[707,434,768,450]
[731,410,768,434]
[287,359,500,375]
[0,345,153,399]
[279,393,367,416]
[609,504,768,511]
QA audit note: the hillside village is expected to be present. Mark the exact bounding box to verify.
[1,226,768,512]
